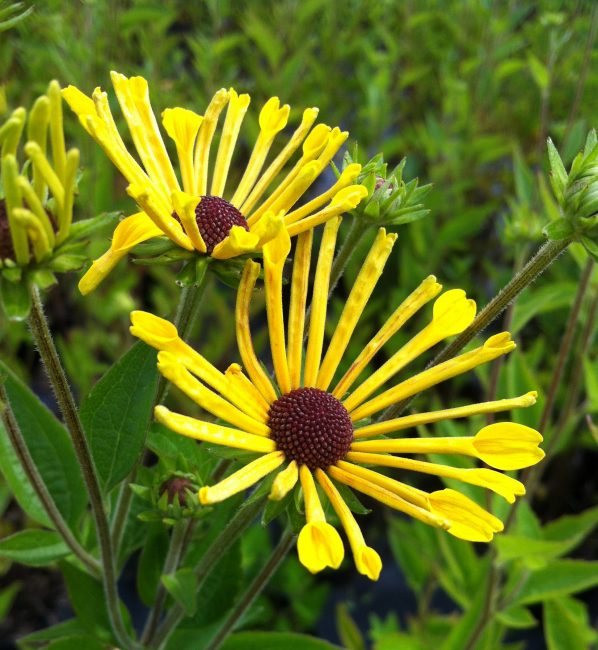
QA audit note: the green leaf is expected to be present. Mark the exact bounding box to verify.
[45,636,107,650]
[0,582,20,619]
[0,362,87,527]
[546,138,568,202]
[80,342,158,492]
[543,506,598,546]
[336,603,365,650]
[67,212,121,241]
[162,567,197,616]
[495,535,571,564]
[544,597,597,650]
[221,632,341,650]
[543,217,574,241]
[514,560,598,605]
[16,618,87,647]
[0,276,31,320]
[0,530,70,566]
[527,53,549,90]
[496,605,537,629]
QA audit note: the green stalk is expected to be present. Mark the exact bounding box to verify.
[205,529,295,650]
[0,383,101,577]
[328,216,370,295]
[151,497,265,649]
[27,285,136,650]
[382,237,572,420]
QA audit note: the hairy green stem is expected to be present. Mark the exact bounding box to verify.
[463,561,500,650]
[141,519,194,644]
[382,237,572,420]
[206,529,295,650]
[27,285,136,650]
[0,383,101,577]
[152,497,265,649]
[329,216,370,295]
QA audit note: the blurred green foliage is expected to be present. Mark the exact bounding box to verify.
[0,1,597,649]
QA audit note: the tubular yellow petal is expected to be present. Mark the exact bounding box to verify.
[48,80,66,182]
[57,148,79,243]
[110,72,180,196]
[335,460,429,510]
[24,142,65,208]
[350,437,479,456]
[316,470,381,580]
[239,107,319,214]
[472,423,545,470]
[344,289,475,409]
[61,86,95,134]
[317,126,349,168]
[304,217,341,386]
[16,176,55,246]
[284,163,362,226]
[428,489,504,542]
[12,208,50,262]
[287,230,313,388]
[328,465,449,530]
[263,228,292,394]
[27,96,50,197]
[127,183,193,250]
[154,405,275,453]
[199,451,284,505]
[211,89,251,197]
[230,96,290,207]
[130,310,179,348]
[286,184,369,237]
[334,276,443,399]
[244,123,331,220]
[297,521,344,573]
[316,229,398,391]
[162,107,203,194]
[353,392,538,438]
[194,88,230,196]
[299,464,326,522]
[345,452,525,504]
[78,212,163,294]
[171,191,205,252]
[248,210,285,249]
[348,332,517,421]
[1,154,29,264]
[211,225,259,259]
[236,260,278,403]
[157,351,270,437]
[224,363,270,421]
[269,461,298,501]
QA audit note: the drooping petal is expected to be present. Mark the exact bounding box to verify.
[269,461,299,501]
[211,225,259,260]
[428,489,504,542]
[199,451,284,505]
[297,521,344,574]
[316,470,381,580]
[171,191,206,252]
[78,212,163,294]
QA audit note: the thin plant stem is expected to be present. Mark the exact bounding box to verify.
[152,497,265,650]
[537,258,594,434]
[111,277,210,555]
[27,285,136,650]
[205,529,295,650]
[0,383,101,577]
[462,257,593,648]
[485,246,528,423]
[141,519,195,644]
[382,237,572,420]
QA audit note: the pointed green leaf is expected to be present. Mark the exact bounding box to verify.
[0,530,70,566]
[162,567,197,616]
[80,342,159,492]
[221,632,341,650]
[0,277,31,320]
[496,605,536,629]
[0,362,87,526]
[544,597,597,650]
[514,560,598,605]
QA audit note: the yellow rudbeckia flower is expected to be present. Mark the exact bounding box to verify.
[62,72,367,293]
[130,223,544,580]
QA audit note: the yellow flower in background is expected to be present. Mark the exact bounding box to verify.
[130,223,544,580]
[1,80,79,268]
[62,72,367,294]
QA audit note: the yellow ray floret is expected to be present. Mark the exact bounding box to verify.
[269,461,299,501]
[297,466,344,573]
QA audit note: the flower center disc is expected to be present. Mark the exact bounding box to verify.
[268,387,354,470]
[194,195,249,254]
[0,200,15,261]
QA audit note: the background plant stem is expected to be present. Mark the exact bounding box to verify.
[0,382,101,577]
[205,529,295,650]
[27,285,136,650]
